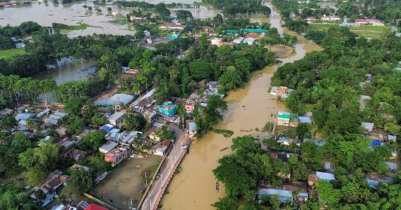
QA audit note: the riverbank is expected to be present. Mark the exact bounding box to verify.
[160,2,322,210]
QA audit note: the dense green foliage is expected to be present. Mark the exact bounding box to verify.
[214,135,398,209]
[0,184,40,210]
[203,0,271,17]
[272,25,401,138]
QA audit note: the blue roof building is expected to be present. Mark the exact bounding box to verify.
[158,101,176,117]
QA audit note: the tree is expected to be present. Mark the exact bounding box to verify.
[316,180,341,205]
[65,168,93,197]
[91,113,107,128]
[88,6,92,11]
[124,110,147,131]
[296,123,311,139]
[107,7,112,11]
[19,142,60,186]
[78,131,104,151]
[218,66,244,90]
[212,197,239,210]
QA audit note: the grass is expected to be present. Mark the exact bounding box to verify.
[0,48,26,59]
[142,161,161,183]
[213,129,234,137]
[309,24,336,31]
[69,23,89,30]
[309,23,388,39]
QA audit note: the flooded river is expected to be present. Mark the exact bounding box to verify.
[0,1,218,37]
[160,2,322,210]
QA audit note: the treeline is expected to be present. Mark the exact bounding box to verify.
[213,135,399,209]
[0,28,135,77]
[202,0,271,17]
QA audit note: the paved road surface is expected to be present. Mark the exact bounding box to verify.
[140,124,187,210]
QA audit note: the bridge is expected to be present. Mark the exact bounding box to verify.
[138,138,187,210]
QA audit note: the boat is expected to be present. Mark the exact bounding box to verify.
[220,147,229,151]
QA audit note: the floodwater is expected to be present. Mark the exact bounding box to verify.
[0,1,135,37]
[160,2,322,210]
[32,61,97,85]
[0,1,218,37]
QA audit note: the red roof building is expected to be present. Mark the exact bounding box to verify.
[85,204,108,210]
[104,147,129,166]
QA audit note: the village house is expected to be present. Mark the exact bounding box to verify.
[384,161,398,173]
[149,140,172,156]
[85,204,109,210]
[277,111,291,126]
[365,173,393,188]
[105,146,129,166]
[116,69,140,88]
[56,138,77,152]
[243,37,257,45]
[105,128,121,142]
[119,130,142,146]
[0,108,13,117]
[211,38,223,46]
[37,108,51,119]
[99,141,118,154]
[70,164,90,172]
[361,122,374,132]
[298,116,312,124]
[159,22,186,30]
[100,124,115,134]
[62,148,87,161]
[31,170,69,207]
[321,15,341,22]
[76,129,92,141]
[270,86,294,100]
[308,171,335,186]
[107,112,125,127]
[233,37,244,44]
[44,111,68,125]
[97,94,134,109]
[282,182,309,203]
[355,18,384,26]
[323,160,337,172]
[186,120,197,139]
[56,126,67,136]
[158,101,177,117]
[143,110,157,123]
[306,16,317,23]
[185,100,195,113]
[359,95,372,110]
[277,136,301,146]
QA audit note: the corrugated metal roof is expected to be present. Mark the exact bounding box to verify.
[316,172,335,181]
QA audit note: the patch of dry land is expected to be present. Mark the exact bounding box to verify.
[93,155,162,209]
[265,45,294,58]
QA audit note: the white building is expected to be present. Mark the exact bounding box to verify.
[108,112,125,127]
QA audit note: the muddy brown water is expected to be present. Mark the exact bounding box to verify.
[160,2,322,210]
[0,1,218,38]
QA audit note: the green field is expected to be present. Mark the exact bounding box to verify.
[309,24,336,30]
[0,48,26,59]
[309,24,388,39]
[69,23,89,30]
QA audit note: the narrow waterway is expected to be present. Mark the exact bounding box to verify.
[160,2,322,210]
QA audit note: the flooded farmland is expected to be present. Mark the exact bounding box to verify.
[160,2,322,210]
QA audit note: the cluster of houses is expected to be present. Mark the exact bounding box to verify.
[210,29,267,47]
[259,135,397,206]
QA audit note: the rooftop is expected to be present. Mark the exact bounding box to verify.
[108,112,125,121]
